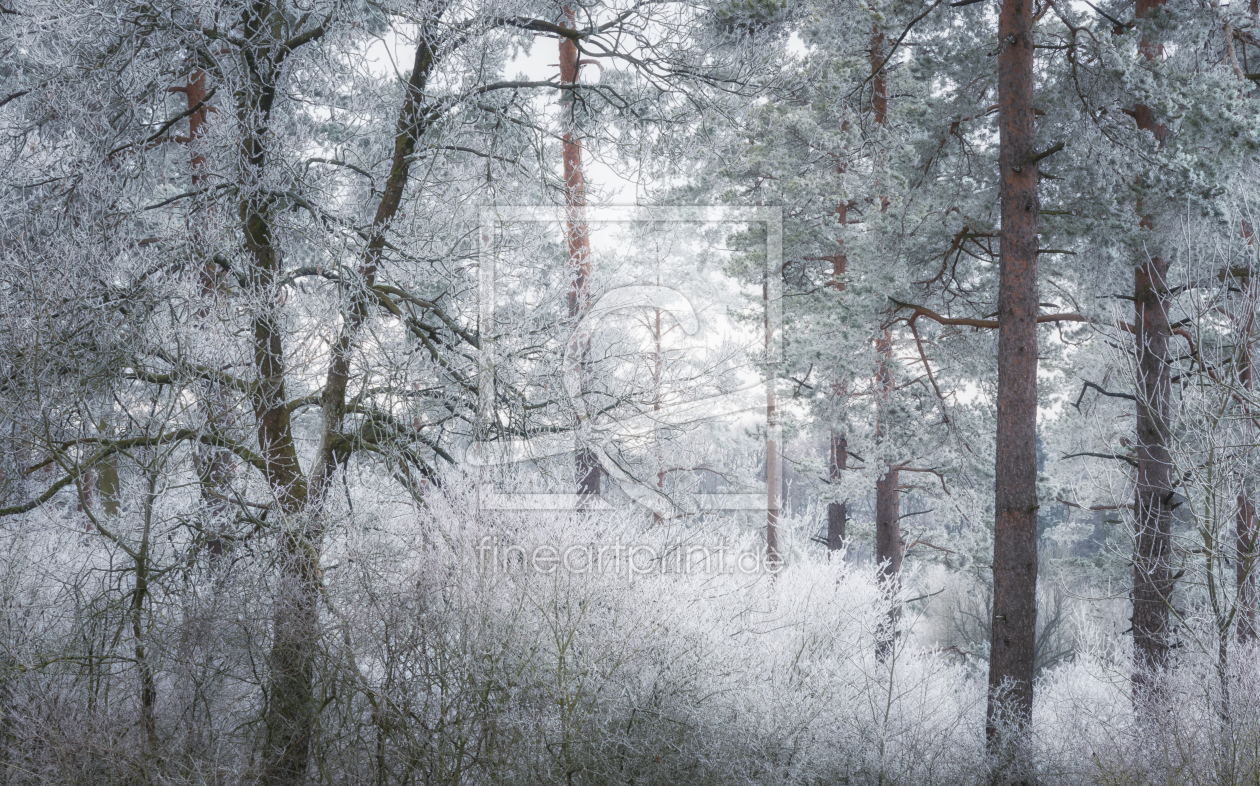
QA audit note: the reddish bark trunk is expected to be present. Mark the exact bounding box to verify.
[827,429,847,551]
[560,7,600,497]
[653,306,665,525]
[827,201,849,552]
[874,329,901,660]
[1238,494,1258,642]
[1132,255,1174,683]
[1131,0,1174,692]
[874,461,901,582]
[871,29,888,127]
[870,33,901,652]
[766,274,780,568]
[987,0,1040,743]
[874,465,902,662]
[183,66,235,556]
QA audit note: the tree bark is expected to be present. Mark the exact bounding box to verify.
[257,27,438,785]
[870,31,901,654]
[1131,0,1174,695]
[827,429,846,551]
[874,454,902,663]
[766,273,780,567]
[134,469,158,762]
[313,33,436,503]
[560,6,600,498]
[181,63,236,558]
[1132,254,1173,684]
[230,10,322,784]
[1240,274,1258,643]
[874,329,901,662]
[871,28,888,127]
[827,200,849,553]
[1238,493,1257,642]
[987,0,1040,747]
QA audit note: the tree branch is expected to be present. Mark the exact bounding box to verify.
[1060,451,1137,467]
[1072,380,1136,411]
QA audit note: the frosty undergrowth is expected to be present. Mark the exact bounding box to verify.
[0,474,1254,785]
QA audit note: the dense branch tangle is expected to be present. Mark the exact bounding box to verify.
[0,4,760,783]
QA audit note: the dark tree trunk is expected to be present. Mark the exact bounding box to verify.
[827,200,849,553]
[874,449,902,662]
[1130,0,1174,695]
[230,9,435,782]
[766,273,780,567]
[874,328,901,662]
[261,32,439,786]
[874,461,901,581]
[1132,255,1174,686]
[181,65,236,557]
[314,34,436,502]
[560,7,600,498]
[871,28,888,126]
[987,0,1040,747]
[1238,494,1257,642]
[870,32,900,654]
[1240,278,1258,643]
[827,429,846,551]
[133,470,158,761]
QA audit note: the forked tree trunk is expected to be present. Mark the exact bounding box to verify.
[255,20,436,784]
[560,6,600,497]
[987,0,1040,748]
[1131,0,1174,695]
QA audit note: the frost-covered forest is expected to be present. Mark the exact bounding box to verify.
[4,0,1260,783]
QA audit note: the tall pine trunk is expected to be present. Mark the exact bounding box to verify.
[871,29,901,658]
[827,200,849,552]
[827,429,847,551]
[1131,0,1174,694]
[874,336,902,661]
[560,7,600,497]
[987,0,1040,749]
[766,272,781,566]
[1132,254,1173,685]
